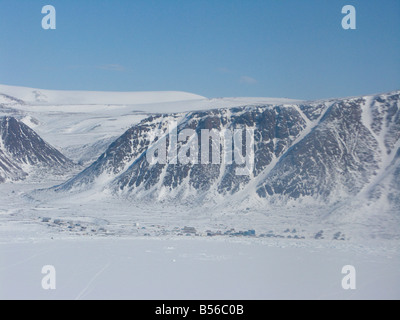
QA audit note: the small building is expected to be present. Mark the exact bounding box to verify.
[182,226,196,235]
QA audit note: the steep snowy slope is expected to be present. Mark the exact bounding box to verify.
[0,116,74,182]
[55,91,399,211]
[257,97,381,200]
[0,148,26,182]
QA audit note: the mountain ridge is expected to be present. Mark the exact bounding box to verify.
[53,91,399,214]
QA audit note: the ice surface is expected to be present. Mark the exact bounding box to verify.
[0,238,398,300]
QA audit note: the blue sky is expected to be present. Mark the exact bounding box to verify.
[0,0,399,99]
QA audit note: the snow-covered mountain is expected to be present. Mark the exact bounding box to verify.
[0,84,398,231]
[54,91,400,213]
[0,116,73,183]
